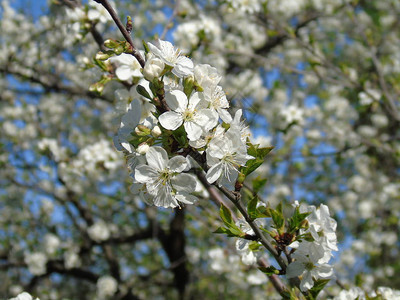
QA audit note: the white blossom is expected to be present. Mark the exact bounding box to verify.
[8,292,40,300]
[88,220,111,242]
[96,276,118,297]
[109,53,143,84]
[143,55,165,81]
[147,39,194,77]
[158,90,218,141]
[24,252,47,276]
[135,146,198,208]
[206,128,253,185]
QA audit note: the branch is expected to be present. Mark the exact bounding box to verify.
[0,64,112,102]
[94,0,145,67]
[160,0,181,40]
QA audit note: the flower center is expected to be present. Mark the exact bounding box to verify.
[157,169,171,186]
[305,261,315,271]
[183,109,195,122]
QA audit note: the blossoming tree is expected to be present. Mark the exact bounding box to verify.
[1,0,400,299]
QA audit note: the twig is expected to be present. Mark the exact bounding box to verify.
[160,0,181,40]
[94,0,146,67]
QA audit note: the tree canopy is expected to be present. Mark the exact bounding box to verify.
[1,0,400,299]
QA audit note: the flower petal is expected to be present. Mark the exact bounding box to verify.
[145,146,168,170]
[153,186,179,208]
[206,162,223,184]
[166,90,188,111]
[159,111,183,130]
[115,65,134,82]
[134,164,159,183]
[173,56,194,77]
[175,192,198,205]
[195,109,218,131]
[184,121,203,141]
[172,173,197,193]
[168,156,187,173]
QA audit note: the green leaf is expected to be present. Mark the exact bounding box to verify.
[248,241,262,251]
[142,40,150,53]
[241,143,274,177]
[219,203,234,226]
[260,226,275,237]
[214,226,243,238]
[271,203,285,232]
[258,265,279,275]
[288,206,311,233]
[215,204,244,237]
[257,146,274,158]
[137,85,152,99]
[258,205,272,217]
[247,196,258,220]
[241,158,264,177]
[307,279,330,299]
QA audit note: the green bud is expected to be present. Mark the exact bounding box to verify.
[183,75,195,97]
[104,39,119,49]
[135,125,151,136]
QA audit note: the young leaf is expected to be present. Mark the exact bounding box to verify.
[247,196,258,220]
[220,203,234,226]
[248,241,262,251]
[258,265,279,275]
[271,203,285,233]
[307,279,330,299]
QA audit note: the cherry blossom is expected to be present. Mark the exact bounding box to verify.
[147,39,194,77]
[158,90,218,141]
[135,146,198,208]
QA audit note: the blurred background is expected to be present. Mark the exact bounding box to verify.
[1,0,399,299]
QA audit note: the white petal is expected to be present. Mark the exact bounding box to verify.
[218,108,233,123]
[173,56,194,77]
[168,156,187,173]
[314,264,333,278]
[159,111,183,130]
[236,238,249,252]
[175,192,198,205]
[115,65,134,82]
[172,173,197,193]
[121,100,141,127]
[206,162,223,184]
[147,41,165,60]
[153,187,179,208]
[195,109,218,131]
[241,251,257,266]
[188,92,203,110]
[185,121,203,141]
[286,261,305,278]
[166,90,188,111]
[300,272,314,291]
[135,165,158,183]
[145,146,168,170]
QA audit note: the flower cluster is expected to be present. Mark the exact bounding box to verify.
[108,39,254,208]
[286,202,338,291]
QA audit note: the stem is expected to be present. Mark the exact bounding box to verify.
[94,0,146,68]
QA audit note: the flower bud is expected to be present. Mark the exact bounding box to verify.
[95,51,110,61]
[135,125,151,136]
[151,125,162,137]
[104,39,119,49]
[143,57,165,81]
[137,143,149,155]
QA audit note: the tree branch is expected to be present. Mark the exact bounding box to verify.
[94,0,145,67]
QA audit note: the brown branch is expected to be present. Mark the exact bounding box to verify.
[160,0,181,40]
[0,64,112,102]
[156,208,189,300]
[94,0,145,67]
